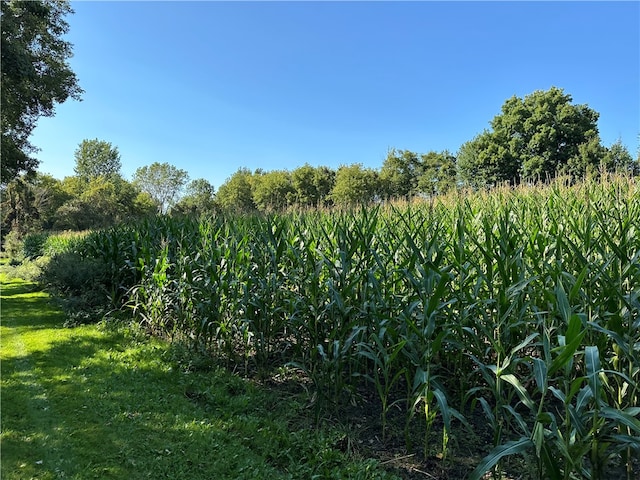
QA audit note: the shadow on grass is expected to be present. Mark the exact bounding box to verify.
[2,329,364,479]
[2,280,395,480]
[1,281,64,331]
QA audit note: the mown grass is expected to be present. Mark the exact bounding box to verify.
[0,271,399,480]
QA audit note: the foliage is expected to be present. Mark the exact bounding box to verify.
[216,167,257,213]
[52,176,153,230]
[133,162,189,214]
[458,87,603,185]
[73,138,122,182]
[290,164,335,207]
[28,173,72,229]
[603,139,639,176]
[331,163,380,205]
[252,170,294,212]
[2,230,24,262]
[172,178,217,217]
[418,150,457,196]
[1,173,73,235]
[379,149,420,199]
[40,252,106,297]
[22,232,48,259]
[0,175,40,235]
[0,0,83,184]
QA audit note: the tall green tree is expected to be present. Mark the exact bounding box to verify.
[330,164,380,206]
[252,170,294,212]
[565,134,607,177]
[457,132,518,188]
[290,164,336,207]
[0,176,39,234]
[291,164,316,206]
[417,150,457,196]
[132,162,189,214]
[458,87,601,186]
[1,173,71,234]
[216,168,256,213]
[602,139,638,175]
[73,139,122,182]
[53,176,153,230]
[1,0,83,184]
[379,149,420,199]
[29,173,71,229]
[313,166,336,207]
[172,178,217,216]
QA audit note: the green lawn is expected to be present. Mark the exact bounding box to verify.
[0,272,398,480]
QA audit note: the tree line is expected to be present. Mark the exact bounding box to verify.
[2,1,638,237]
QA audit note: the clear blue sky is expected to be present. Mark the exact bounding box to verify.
[32,1,640,188]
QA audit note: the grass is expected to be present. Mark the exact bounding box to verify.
[0,271,399,480]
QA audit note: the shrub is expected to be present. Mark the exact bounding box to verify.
[2,230,24,263]
[40,252,110,322]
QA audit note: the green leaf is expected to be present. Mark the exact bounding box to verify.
[555,280,571,325]
[585,345,601,399]
[433,388,451,431]
[468,437,533,480]
[501,374,535,411]
[532,357,547,392]
[600,406,640,434]
[549,329,585,376]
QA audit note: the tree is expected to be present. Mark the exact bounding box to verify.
[132,162,189,214]
[564,133,607,178]
[313,166,336,207]
[602,139,638,176]
[379,149,420,199]
[291,164,317,207]
[172,178,217,216]
[1,0,83,184]
[28,173,71,229]
[74,139,122,182]
[330,164,380,206]
[417,150,457,196]
[458,87,601,186]
[216,168,256,213]
[457,131,519,188]
[252,170,294,212]
[53,176,155,230]
[1,175,39,235]
[290,164,336,208]
[1,173,71,234]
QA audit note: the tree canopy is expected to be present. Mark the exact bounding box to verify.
[132,162,189,214]
[172,178,217,217]
[457,87,603,185]
[252,170,294,212]
[73,139,122,182]
[379,149,420,199]
[215,168,256,213]
[1,0,83,184]
[330,164,380,206]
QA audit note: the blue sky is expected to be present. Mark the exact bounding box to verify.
[32,1,639,188]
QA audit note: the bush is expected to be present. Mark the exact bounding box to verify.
[2,230,24,263]
[40,252,110,322]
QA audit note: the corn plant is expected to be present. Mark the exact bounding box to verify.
[52,175,639,479]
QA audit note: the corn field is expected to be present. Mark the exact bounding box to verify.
[68,177,639,479]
